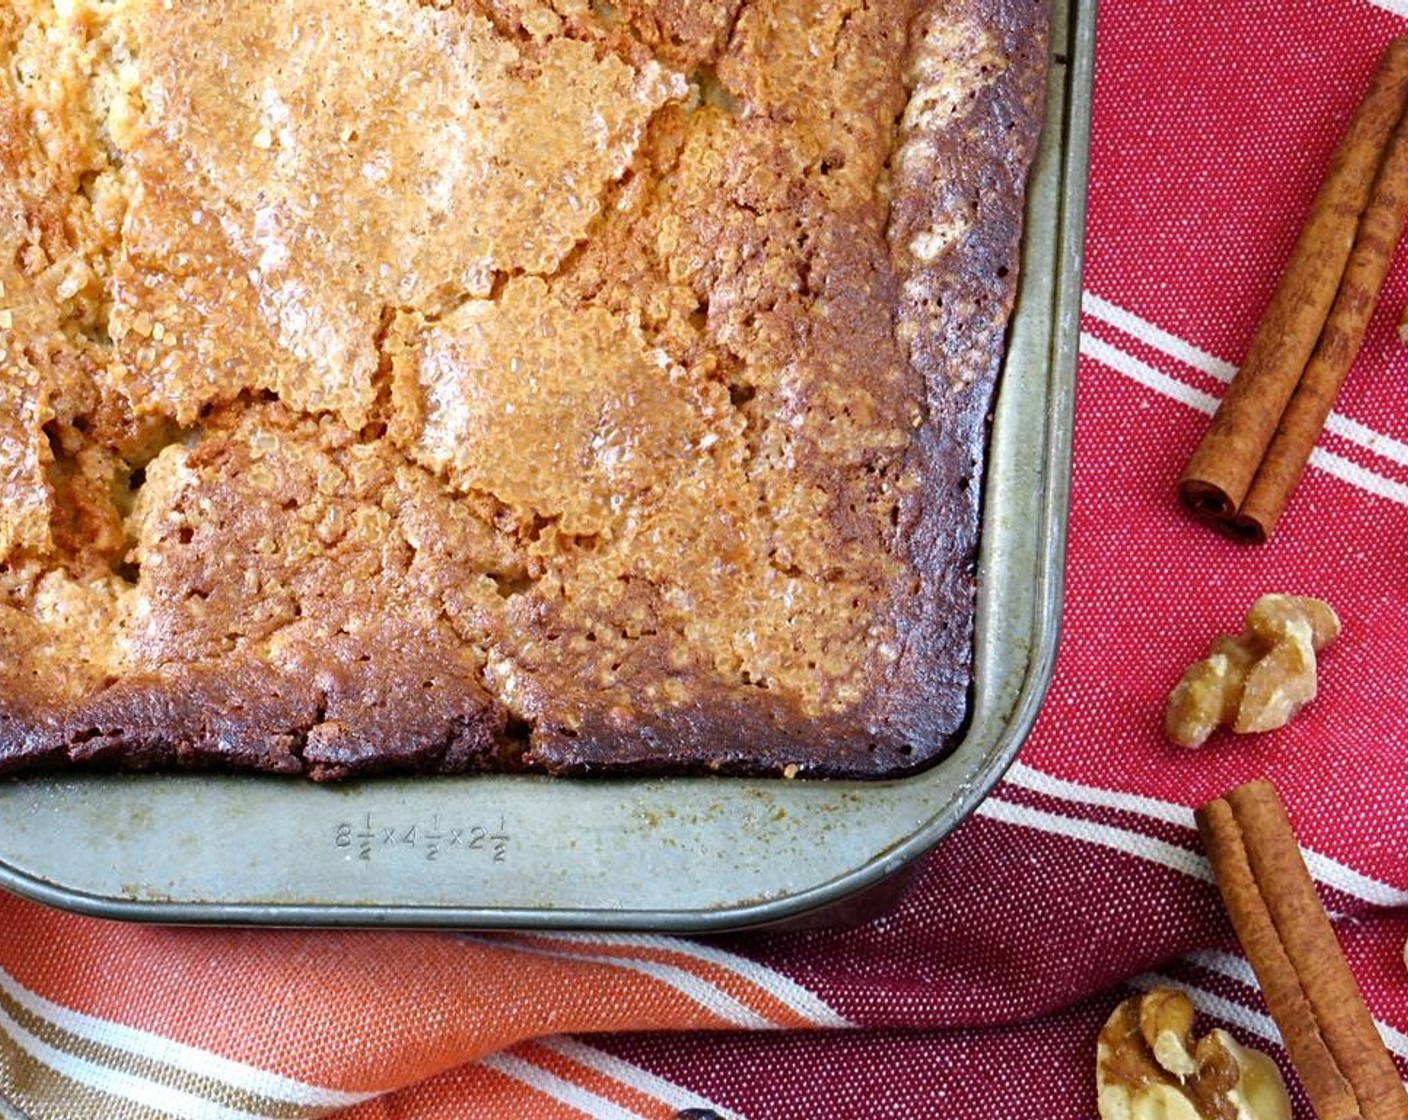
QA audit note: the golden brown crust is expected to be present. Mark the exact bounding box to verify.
[0,0,1049,780]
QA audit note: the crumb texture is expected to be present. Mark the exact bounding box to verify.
[0,0,1048,779]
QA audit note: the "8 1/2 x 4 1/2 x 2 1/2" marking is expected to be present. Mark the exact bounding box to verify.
[333,813,510,864]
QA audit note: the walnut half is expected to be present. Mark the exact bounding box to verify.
[1165,595,1339,748]
[1097,988,1291,1120]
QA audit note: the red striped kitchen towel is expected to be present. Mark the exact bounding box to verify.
[4,0,1408,1117]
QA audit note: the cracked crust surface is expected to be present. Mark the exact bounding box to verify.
[0,0,1049,780]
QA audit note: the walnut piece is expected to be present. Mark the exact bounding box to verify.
[1097,988,1292,1120]
[1165,595,1339,748]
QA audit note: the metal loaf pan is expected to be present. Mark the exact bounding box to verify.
[0,0,1092,932]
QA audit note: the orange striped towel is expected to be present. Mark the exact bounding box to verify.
[0,894,844,1118]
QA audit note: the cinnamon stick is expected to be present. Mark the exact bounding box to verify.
[1235,90,1408,541]
[1196,780,1408,1120]
[1180,39,1408,531]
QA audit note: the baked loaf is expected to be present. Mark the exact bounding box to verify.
[0,0,1048,779]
